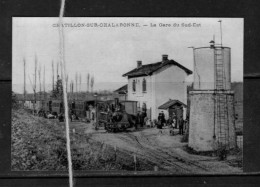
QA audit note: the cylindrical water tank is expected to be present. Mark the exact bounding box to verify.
[193,46,231,90]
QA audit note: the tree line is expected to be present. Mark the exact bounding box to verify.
[23,54,96,112]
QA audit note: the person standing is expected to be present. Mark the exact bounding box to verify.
[69,109,73,122]
[157,113,163,129]
[140,111,147,127]
[161,111,166,126]
[167,116,173,128]
[136,112,140,126]
[179,116,184,135]
[140,112,144,127]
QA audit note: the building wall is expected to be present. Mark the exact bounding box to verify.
[127,65,189,120]
[127,75,153,117]
[188,91,236,151]
[128,65,190,120]
[153,65,188,119]
[194,47,231,90]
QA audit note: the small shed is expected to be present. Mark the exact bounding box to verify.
[158,99,187,128]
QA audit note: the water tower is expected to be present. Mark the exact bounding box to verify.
[193,43,231,90]
[188,21,236,151]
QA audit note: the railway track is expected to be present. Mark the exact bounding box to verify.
[72,121,241,173]
[122,132,209,172]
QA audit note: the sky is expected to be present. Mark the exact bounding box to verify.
[12,17,243,94]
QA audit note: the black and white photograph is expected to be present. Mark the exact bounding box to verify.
[11,17,243,174]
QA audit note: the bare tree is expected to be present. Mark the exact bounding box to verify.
[75,72,78,100]
[66,74,68,93]
[87,73,90,93]
[43,65,46,103]
[57,61,59,81]
[38,65,41,103]
[52,60,54,92]
[34,54,37,114]
[23,57,26,106]
[60,61,63,80]
[71,80,74,99]
[90,76,94,93]
[79,73,82,93]
[69,81,71,100]
[28,75,36,103]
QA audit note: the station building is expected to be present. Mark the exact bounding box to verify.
[122,54,192,120]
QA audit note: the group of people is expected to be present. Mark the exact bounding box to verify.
[135,111,147,128]
[157,111,186,135]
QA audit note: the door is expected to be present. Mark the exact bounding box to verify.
[169,105,183,128]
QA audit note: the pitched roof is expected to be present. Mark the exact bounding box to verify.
[114,84,128,94]
[122,59,192,78]
[158,99,187,109]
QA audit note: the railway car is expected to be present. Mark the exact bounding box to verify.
[42,100,52,113]
[73,100,88,119]
[51,100,63,116]
[97,99,138,132]
[68,100,96,120]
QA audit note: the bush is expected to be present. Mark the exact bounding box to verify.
[12,108,142,171]
[217,146,227,160]
[12,92,19,109]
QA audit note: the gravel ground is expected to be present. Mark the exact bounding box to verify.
[69,121,242,173]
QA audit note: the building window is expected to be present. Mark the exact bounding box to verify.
[142,78,146,92]
[132,79,136,92]
[142,102,147,113]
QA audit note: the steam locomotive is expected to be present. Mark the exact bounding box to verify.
[97,99,138,132]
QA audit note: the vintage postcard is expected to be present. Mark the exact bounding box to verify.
[12,17,243,173]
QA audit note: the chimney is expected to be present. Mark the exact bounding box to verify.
[162,54,168,61]
[137,61,142,68]
[209,40,215,48]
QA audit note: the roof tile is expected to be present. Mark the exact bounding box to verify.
[123,59,192,78]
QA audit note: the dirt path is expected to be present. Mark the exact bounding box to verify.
[69,121,242,173]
